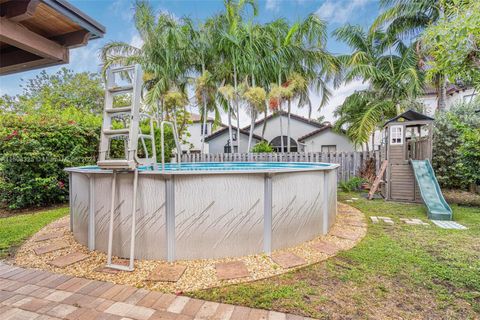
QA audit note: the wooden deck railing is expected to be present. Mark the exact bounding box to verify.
[180,151,381,182]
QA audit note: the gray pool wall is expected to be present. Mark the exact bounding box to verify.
[67,165,338,261]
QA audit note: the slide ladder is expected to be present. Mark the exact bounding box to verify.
[410,160,452,221]
[97,64,156,271]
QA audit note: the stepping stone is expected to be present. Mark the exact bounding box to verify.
[310,241,340,255]
[400,218,429,226]
[147,264,187,282]
[48,252,88,268]
[215,261,249,280]
[331,230,361,241]
[431,220,467,230]
[94,259,130,274]
[34,242,68,255]
[372,216,394,225]
[271,252,306,269]
[33,231,64,242]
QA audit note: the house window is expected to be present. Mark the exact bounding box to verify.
[201,124,209,135]
[321,145,336,153]
[270,136,297,152]
[232,132,237,141]
[224,140,238,153]
[390,125,403,145]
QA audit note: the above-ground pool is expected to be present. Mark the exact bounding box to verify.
[66,162,338,261]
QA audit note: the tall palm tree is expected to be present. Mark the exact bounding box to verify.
[101,0,192,138]
[334,24,424,145]
[218,0,258,153]
[372,0,447,111]
[266,15,339,152]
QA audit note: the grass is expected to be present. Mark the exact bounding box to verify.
[188,192,480,319]
[0,206,68,259]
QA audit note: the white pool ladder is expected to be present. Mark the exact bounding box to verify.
[97,64,156,271]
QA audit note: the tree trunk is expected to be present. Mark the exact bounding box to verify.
[227,100,234,154]
[279,101,284,153]
[233,62,240,153]
[201,92,208,154]
[261,107,267,139]
[371,131,375,151]
[247,110,256,152]
[437,75,448,112]
[287,100,291,152]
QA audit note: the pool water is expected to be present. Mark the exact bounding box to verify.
[78,162,333,172]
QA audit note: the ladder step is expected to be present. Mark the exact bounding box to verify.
[108,85,133,93]
[111,65,135,73]
[106,106,132,113]
[139,134,153,139]
[106,263,134,272]
[97,160,136,170]
[103,128,130,136]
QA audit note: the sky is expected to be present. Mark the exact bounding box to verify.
[0,0,380,125]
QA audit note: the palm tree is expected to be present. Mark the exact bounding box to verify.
[334,25,424,145]
[218,0,258,153]
[372,0,447,111]
[266,15,339,152]
[101,0,192,139]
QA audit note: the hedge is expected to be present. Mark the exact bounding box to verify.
[0,113,99,209]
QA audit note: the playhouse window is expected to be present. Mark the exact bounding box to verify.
[390,126,403,145]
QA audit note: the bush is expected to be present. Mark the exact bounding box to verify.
[339,176,366,192]
[432,101,480,189]
[251,141,274,153]
[0,113,99,209]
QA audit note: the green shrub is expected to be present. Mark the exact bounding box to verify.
[432,101,480,189]
[339,176,366,192]
[251,141,274,153]
[0,113,100,209]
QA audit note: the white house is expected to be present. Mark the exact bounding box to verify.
[242,111,356,153]
[201,111,356,154]
[298,124,356,153]
[182,113,215,153]
[418,85,477,116]
[204,126,263,153]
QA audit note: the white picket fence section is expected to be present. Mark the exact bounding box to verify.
[180,151,381,182]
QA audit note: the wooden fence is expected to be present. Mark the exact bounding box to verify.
[180,151,381,182]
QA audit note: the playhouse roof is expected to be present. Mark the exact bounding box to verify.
[384,110,434,127]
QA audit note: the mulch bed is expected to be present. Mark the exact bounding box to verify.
[13,202,367,293]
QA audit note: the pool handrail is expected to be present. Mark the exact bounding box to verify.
[160,120,182,172]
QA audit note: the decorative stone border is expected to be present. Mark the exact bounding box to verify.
[13,203,366,293]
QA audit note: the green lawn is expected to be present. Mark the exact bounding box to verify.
[0,207,68,259]
[189,192,480,319]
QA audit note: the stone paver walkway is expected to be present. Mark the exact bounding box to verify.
[0,262,315,320]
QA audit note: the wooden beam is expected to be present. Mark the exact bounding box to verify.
[0,0,40,22]
[0,56,62,75]
[0,47,40,68]
[0,16,68,61]
[51,30,90,48]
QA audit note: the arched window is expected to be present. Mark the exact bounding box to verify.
[270,136,297,152]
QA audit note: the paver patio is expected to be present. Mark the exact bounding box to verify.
[0,262,315,319]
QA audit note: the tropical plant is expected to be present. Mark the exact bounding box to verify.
[372,0,450,111]
[432,100,480,190]
[334,25,424,145]
[251,141,273,153]
[422,0,480,88]
[101,0,191,143]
